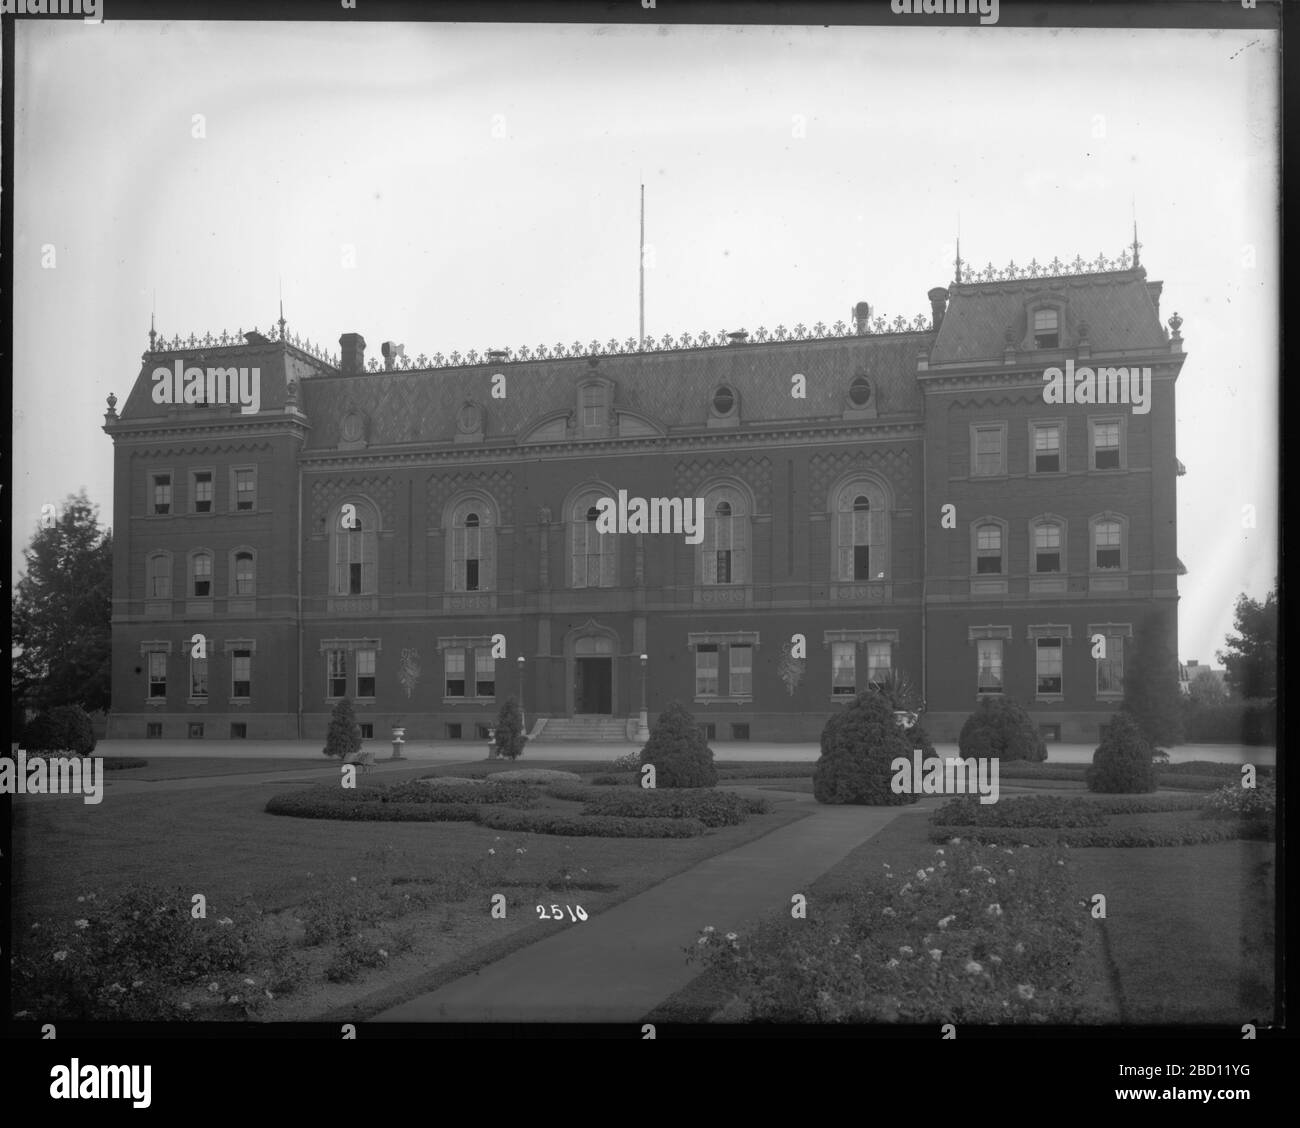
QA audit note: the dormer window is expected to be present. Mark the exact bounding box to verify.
[581,386,603,428]
[712,386,736,415]
[1033,309,1059,349]
[849,375,872,407]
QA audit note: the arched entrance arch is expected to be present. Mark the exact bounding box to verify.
[563,620,620,716]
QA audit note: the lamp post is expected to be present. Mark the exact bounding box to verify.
[517,655,526,735]
[635,653,650,742]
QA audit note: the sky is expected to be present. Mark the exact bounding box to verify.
[10,18,1279,664]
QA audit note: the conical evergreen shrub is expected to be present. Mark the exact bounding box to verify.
[957,695,1047,762]
[813,690,918,805]
[323,697,362,759]
[639,701,717,788]
[1086,710,1158,793]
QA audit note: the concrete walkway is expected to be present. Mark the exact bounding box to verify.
[372,790,913,1023]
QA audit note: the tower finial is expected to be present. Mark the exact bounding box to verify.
[148,304,157,352]
[1131,219,1141,268]
[954,235,963,284]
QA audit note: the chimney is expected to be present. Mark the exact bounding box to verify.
[853,301,871,335]
[927,287,949,331]
[381,341,405,371]
[339,333,366,375]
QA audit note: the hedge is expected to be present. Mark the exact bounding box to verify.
[581,788,762,827]
[1158,760,1272,778]
[590,773,638,786]
[102,757,149,771]
[1182,701,1276,745]
[715,765,815,780]
[932,795,1106,829]
[929,818,1270,848]
[543,782,607,803]
[388,779,536,806]
[265,789,481,822]
[477,808,707,838]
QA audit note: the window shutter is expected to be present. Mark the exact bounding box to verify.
[363,530,377,593]
[481,525,496,590]
[451,527,466,592]
[571,520,584,588]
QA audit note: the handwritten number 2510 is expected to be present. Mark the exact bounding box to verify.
[536,904,588,921]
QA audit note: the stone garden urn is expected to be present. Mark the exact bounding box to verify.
[390,724,406,760]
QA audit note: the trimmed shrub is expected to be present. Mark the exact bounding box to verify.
[489,768,581,784]
[493,697,527,760]
[323,698,362,759]
[386,779,536,806]
[590,772,637,786]
[957,696,1047,763]
[477,807,707,838]
[1159,760,1273,779]
[813,690,918,806]
[265,789,480,823]
[715,764,813,780]
[611,751,642,772]
[1086,712,1157,794]
[929,818,1267,848]
[543,782,606,803]
[102,757,148,770]
[23,705,97,756]
[582,788,758,827]
[932,795,1106,829]
[1201,781,1276,829]
[640,701,717,789]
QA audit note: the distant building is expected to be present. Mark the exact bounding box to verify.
[1179,659,1229,696]
[103,243,1186,745]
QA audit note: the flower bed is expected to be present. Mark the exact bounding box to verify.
[581,788,766,827]
[686,839,1087,1023]
[926,818,1264,848]
[933,795,1107,829]
[477,808,707,838]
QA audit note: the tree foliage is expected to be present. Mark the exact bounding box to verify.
[323,698,362,759]
[813,690,918,806]
[1122,608,1185,749]
[11,491,112,715]
[1217,586,1277,701]
[640,701,717,788]
[493,697,527,760]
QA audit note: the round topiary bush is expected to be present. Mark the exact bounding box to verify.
[813,690,918,806]
[24,705,97,756]
[1086,711,1158,794]
[640,701,717,788]
[957,696,1047,763]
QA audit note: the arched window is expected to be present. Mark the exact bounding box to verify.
[147,552,171,599]
[330,500,379,596]
[448,497,497,592]
[191,551,213,598]
[569,488,617,588]
[833,479,888,581]
[702,484,750,585]
[234,551,255,595]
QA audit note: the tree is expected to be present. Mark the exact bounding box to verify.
[493,697,527,760]
[1187,668,1229,707]
[1121,608,1184,749]
[323,698,362,759]
[11,491,113,715]
[1217,586,1277,701]
[1086,711,1157,794]
[957,695,1047,762]
[640,701,717,788]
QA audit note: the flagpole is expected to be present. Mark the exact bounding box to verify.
[639,182,645,346]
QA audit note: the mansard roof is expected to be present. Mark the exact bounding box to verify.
[931,267,1167,364]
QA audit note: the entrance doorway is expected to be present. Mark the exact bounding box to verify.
[574,657,613,715]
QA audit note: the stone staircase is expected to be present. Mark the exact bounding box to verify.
[531,715,634,743]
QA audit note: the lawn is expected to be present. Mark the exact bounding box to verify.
[10,766,808,1021]
[97,757,329,781]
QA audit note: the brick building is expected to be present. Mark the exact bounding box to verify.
[102,245,1186,744]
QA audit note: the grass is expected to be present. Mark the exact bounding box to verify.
[11,771,809,1020]
[99,757,335,781]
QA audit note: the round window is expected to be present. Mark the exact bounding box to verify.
[849,376,872,407]
[713,386,735,414]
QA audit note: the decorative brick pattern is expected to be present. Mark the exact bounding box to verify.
[426,469,516,527]
[311,476,397,528]
[809,446,913,509]
[674,455,773,510]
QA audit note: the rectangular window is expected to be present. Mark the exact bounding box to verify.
[148,652,168,698]
[1040,723,1061,742]
[716,550,733,584]
[327,650,347,698]
[1036,637,1063,695]
[866,642,891,687]
[1097,635,1125,695]
[695,644,720,696]
[1033,424,1061,473]
[234,554,254,596]
[152,474,172,515]
[356,649,376,698]
[349,562,363,595]
[193,471,214,513]
[146,722,163,739]
[465,558,480,592]
[977,639,1003,694]
[234,468,256,511]
[193,555,212,598]
[973,426,1004,476]
[188,723,204,739]
[831,641,856,696]
[1034,524,1062,573]
[475,723,491,740]
[700,722,717,741]
[1093,421,1121,470]
[728,644,753,697]
[475,649,496,698]
[445,723,463,740]
[148,555,171,599]
[976,526,1002,574]
[232,650,251,698]
[359,723,374,739]
[1094,523,1123,569]
[582,385,602,428]
[190,656,208,700]
[853,545,871,581]
[230,723,247,739]
[445,648,466,697]
[1033,308,1059,349]
[731,723,750,741]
